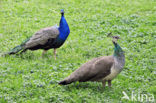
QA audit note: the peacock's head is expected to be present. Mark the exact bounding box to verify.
[60,9,64,16]
[112,36,120,44]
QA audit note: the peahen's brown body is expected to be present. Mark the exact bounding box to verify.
[59,36,125,87]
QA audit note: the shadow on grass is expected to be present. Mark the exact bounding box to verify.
[2,51,56,61]
[59,82,113,93]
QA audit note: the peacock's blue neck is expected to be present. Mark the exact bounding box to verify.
[58,16,70,41]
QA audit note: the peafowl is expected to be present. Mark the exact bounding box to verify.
[59,36,125,87]
[4,9,70,59]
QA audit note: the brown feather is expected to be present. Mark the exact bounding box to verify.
[25,26,59,49]
[59,56,114,85]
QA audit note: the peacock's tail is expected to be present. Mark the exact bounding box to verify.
[2,36,31,56]
[4,45,24,55]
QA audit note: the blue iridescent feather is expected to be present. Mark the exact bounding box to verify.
[50,9,70,48]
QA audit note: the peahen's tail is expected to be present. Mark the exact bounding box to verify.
[58,79,72,85]
[58,74,78,85]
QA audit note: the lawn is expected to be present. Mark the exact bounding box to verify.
[0,0,155,102]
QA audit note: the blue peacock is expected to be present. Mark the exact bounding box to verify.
[4,9,70,59]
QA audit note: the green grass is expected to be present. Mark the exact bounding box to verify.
[0,0,156,102]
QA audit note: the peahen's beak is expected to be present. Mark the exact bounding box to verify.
[112,36,120,44]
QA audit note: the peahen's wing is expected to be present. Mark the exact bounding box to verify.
[67,56,114,82]
[85,56,114,81]
[24,26,59,49]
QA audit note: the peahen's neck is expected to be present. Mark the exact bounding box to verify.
[113,42,125,68]
[58,15,70,41]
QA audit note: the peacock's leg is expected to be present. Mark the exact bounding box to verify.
[54,48,57,60]
[102,80,106,88]
[42,50,47,57]
[108,80,112,87]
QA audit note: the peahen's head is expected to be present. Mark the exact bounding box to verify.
[60,9,64,16]
[112,36,124,57]
[112,36,120,44]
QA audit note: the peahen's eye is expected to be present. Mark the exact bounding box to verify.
[115,36,119,39]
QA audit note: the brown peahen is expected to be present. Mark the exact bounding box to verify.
[59,36,125,87]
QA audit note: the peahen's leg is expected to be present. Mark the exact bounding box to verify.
[108,80,112,87]
[42,50,47,57]
[54,48,57,60]
[102,80,106,88]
